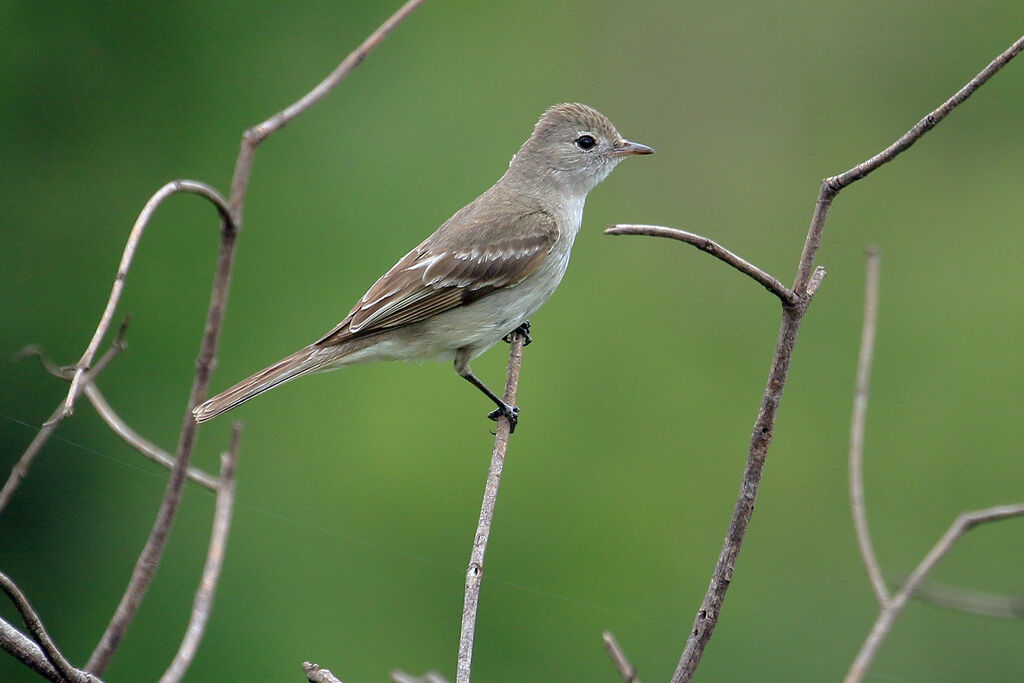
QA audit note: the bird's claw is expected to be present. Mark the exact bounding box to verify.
[488,402,519,434]
[503,320,532,346]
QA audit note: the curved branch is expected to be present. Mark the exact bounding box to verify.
[849,247,888,605]
[83,384,220,491]
[56,181,232,425]
[605,224,794,305]
[0,572,98,683]
[456,330,526,683]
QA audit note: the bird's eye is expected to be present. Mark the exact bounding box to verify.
[575,135,597,150]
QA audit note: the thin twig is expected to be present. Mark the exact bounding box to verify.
[456,330,526,683]
[248,0,424,145]
[84,384,220,491]
[304,661,344,683]
[794,34,1024,293]
[603,631,641,683]
[85,3,423,673]
[0,325,129,515]
[849,247,888,605]
[15,343,219,491]
[56,182,232,425]
[160,424,242,683]
[845,504,1024,682]
[670,34,1024,682]
[0,572,98,683]
[909,580,1024,619]
[604,224,795,305]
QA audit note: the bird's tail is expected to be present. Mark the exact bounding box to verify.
[192,346,326,423]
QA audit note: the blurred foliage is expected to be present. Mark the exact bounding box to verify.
[2,1,1023,681]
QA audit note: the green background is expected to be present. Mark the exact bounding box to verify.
[2,2,1023,681]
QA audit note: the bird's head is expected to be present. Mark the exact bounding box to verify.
[510,102,654,196]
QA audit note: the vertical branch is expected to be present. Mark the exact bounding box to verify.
[456,331,526,683]
[159,425,242,683]
[672,299,814,682]
[849,247,889,605]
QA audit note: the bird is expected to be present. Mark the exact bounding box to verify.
[192,103,653,431]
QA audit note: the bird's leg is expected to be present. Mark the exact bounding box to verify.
[454,350,519,433]
[503,320,532,346]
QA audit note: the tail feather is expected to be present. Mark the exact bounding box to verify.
[192,346,325,423]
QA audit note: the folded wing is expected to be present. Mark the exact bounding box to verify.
[316,209,557,347]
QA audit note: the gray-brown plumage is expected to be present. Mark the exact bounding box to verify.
[192,103,652,429]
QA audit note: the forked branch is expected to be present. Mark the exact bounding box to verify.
[845,504,1024,682]
[0,321,129,514]
[844,249,1024,681]
[15,344,219,491]
[0,572,101,683]
[601,33,1024,683]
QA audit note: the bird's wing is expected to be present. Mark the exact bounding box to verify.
[315,209,558,346]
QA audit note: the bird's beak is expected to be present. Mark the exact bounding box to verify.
[610,139,655,156]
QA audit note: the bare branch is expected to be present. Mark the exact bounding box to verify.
[247,0,425,146]
[604,224,794,305]
[670,34,1024,681]
[16,343,219,491]
[910,580,1024,619]
[85,3,423,673]
[845,504,1024,682]
[1,327,128,515]
[0,617,63,683]
[83,384,220,491]
[456,330,526,683]
[304,661,344,683]
[849,247,888,605]
[0,572,99,683]
[793,34,1024,293]
[603,631,641,683]
[55,182,232,425]
[160,424,242,683]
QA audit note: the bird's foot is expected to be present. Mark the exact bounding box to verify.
[503,320,532,346]
[487,402,519,434]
